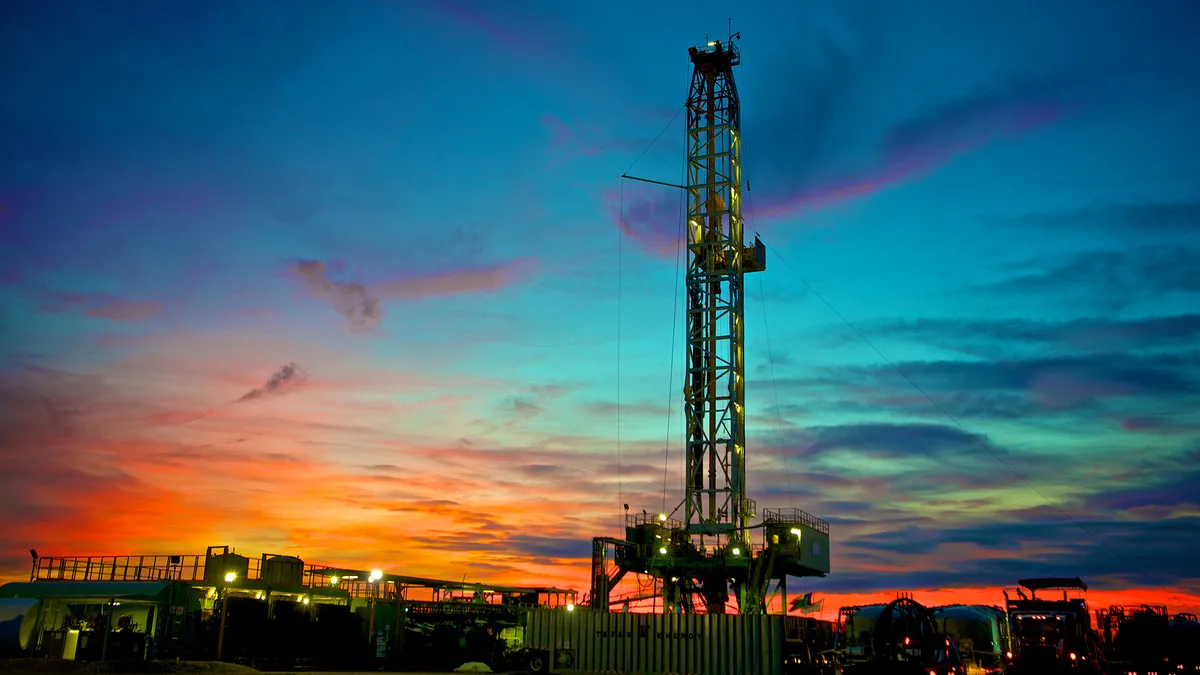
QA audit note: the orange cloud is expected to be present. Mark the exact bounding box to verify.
[376,256,537,298]
[0,354,612,589]
[288,257,537,332]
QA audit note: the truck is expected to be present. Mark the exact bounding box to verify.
[1003,577,1101,674]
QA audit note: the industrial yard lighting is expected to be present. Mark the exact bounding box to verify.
[790,528,802,537]
[659,547,667,555]
[216,572,236,660]
[330,575,339,585]
[731,548,741,557]
[365,569,384,649]
[657,513,667,522]
[566,603,576,612]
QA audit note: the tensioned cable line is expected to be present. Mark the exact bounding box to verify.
[741,182,1172,594]
[663,149,687,513]
[617,180,625,528]
[620,74,692,517]
[757,273,795,508]
[623,101,687,178]
[735,44,797,512]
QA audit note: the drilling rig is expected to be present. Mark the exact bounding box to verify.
[590,36,831,615]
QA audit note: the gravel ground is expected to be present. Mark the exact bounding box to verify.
[0,661,257,674]
[0,664,522,675]
[0,661,527,675]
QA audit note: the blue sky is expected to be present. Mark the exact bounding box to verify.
[1,0,1198,609]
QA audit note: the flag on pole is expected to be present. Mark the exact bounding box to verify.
[789,592,823,614]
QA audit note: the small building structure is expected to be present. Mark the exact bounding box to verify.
[4,544,575,669]
[0,580,199,660]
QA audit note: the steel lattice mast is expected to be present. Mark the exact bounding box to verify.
[588,36,830,618]
[683,40,763,545]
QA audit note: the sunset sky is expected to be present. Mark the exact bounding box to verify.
[2,0,1199,615]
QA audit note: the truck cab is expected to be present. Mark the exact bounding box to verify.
[1004,577,1101,674]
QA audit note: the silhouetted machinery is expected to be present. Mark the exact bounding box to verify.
[1096,605,1200,673]
[837,597,964,675]
[1168,613,1200,668]
[1004,577,1101,673]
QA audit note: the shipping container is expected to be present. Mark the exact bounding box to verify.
[524,608,790,675]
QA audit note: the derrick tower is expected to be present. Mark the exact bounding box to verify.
[682,35,757,545]
[589,37,832,616]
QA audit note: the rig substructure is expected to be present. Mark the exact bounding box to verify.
[590,36,831,616]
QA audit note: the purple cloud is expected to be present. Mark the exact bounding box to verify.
[609,75,1079,257]
[37,288,165,322]
[542,114,666,168]
[287,257,537,332]
[601,184,684,258]
[753,85,1070,219]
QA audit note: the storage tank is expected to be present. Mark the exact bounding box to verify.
[262,555,304,587]
[933,605,1008,669]
[841,604,888,655]
[0,598,40,656]
[204,552,250,584]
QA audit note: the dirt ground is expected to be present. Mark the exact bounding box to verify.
[0,661,258,674]
[0,662,522,675]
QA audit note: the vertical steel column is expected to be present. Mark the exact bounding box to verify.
[683,41,745,544]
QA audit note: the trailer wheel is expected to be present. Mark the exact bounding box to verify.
[528,650,548,674]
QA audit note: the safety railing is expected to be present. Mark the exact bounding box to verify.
[625,512,684,530]
[761,507,831,534]
[29,552,577,607]
[32,554,330,587]
[32,555,204,582]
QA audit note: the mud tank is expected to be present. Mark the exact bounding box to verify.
[931,604,1009,673]
[837,597,965,675]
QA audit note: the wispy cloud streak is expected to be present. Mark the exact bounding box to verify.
[288,257,536,331]
[237,363,307,403]
[754,79,1071,219]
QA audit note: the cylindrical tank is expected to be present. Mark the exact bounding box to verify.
[934,605,1007,667]
[262,555,304,587]
[843,604,888,653]
[0,598,41,656]
[205,552,250,584]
